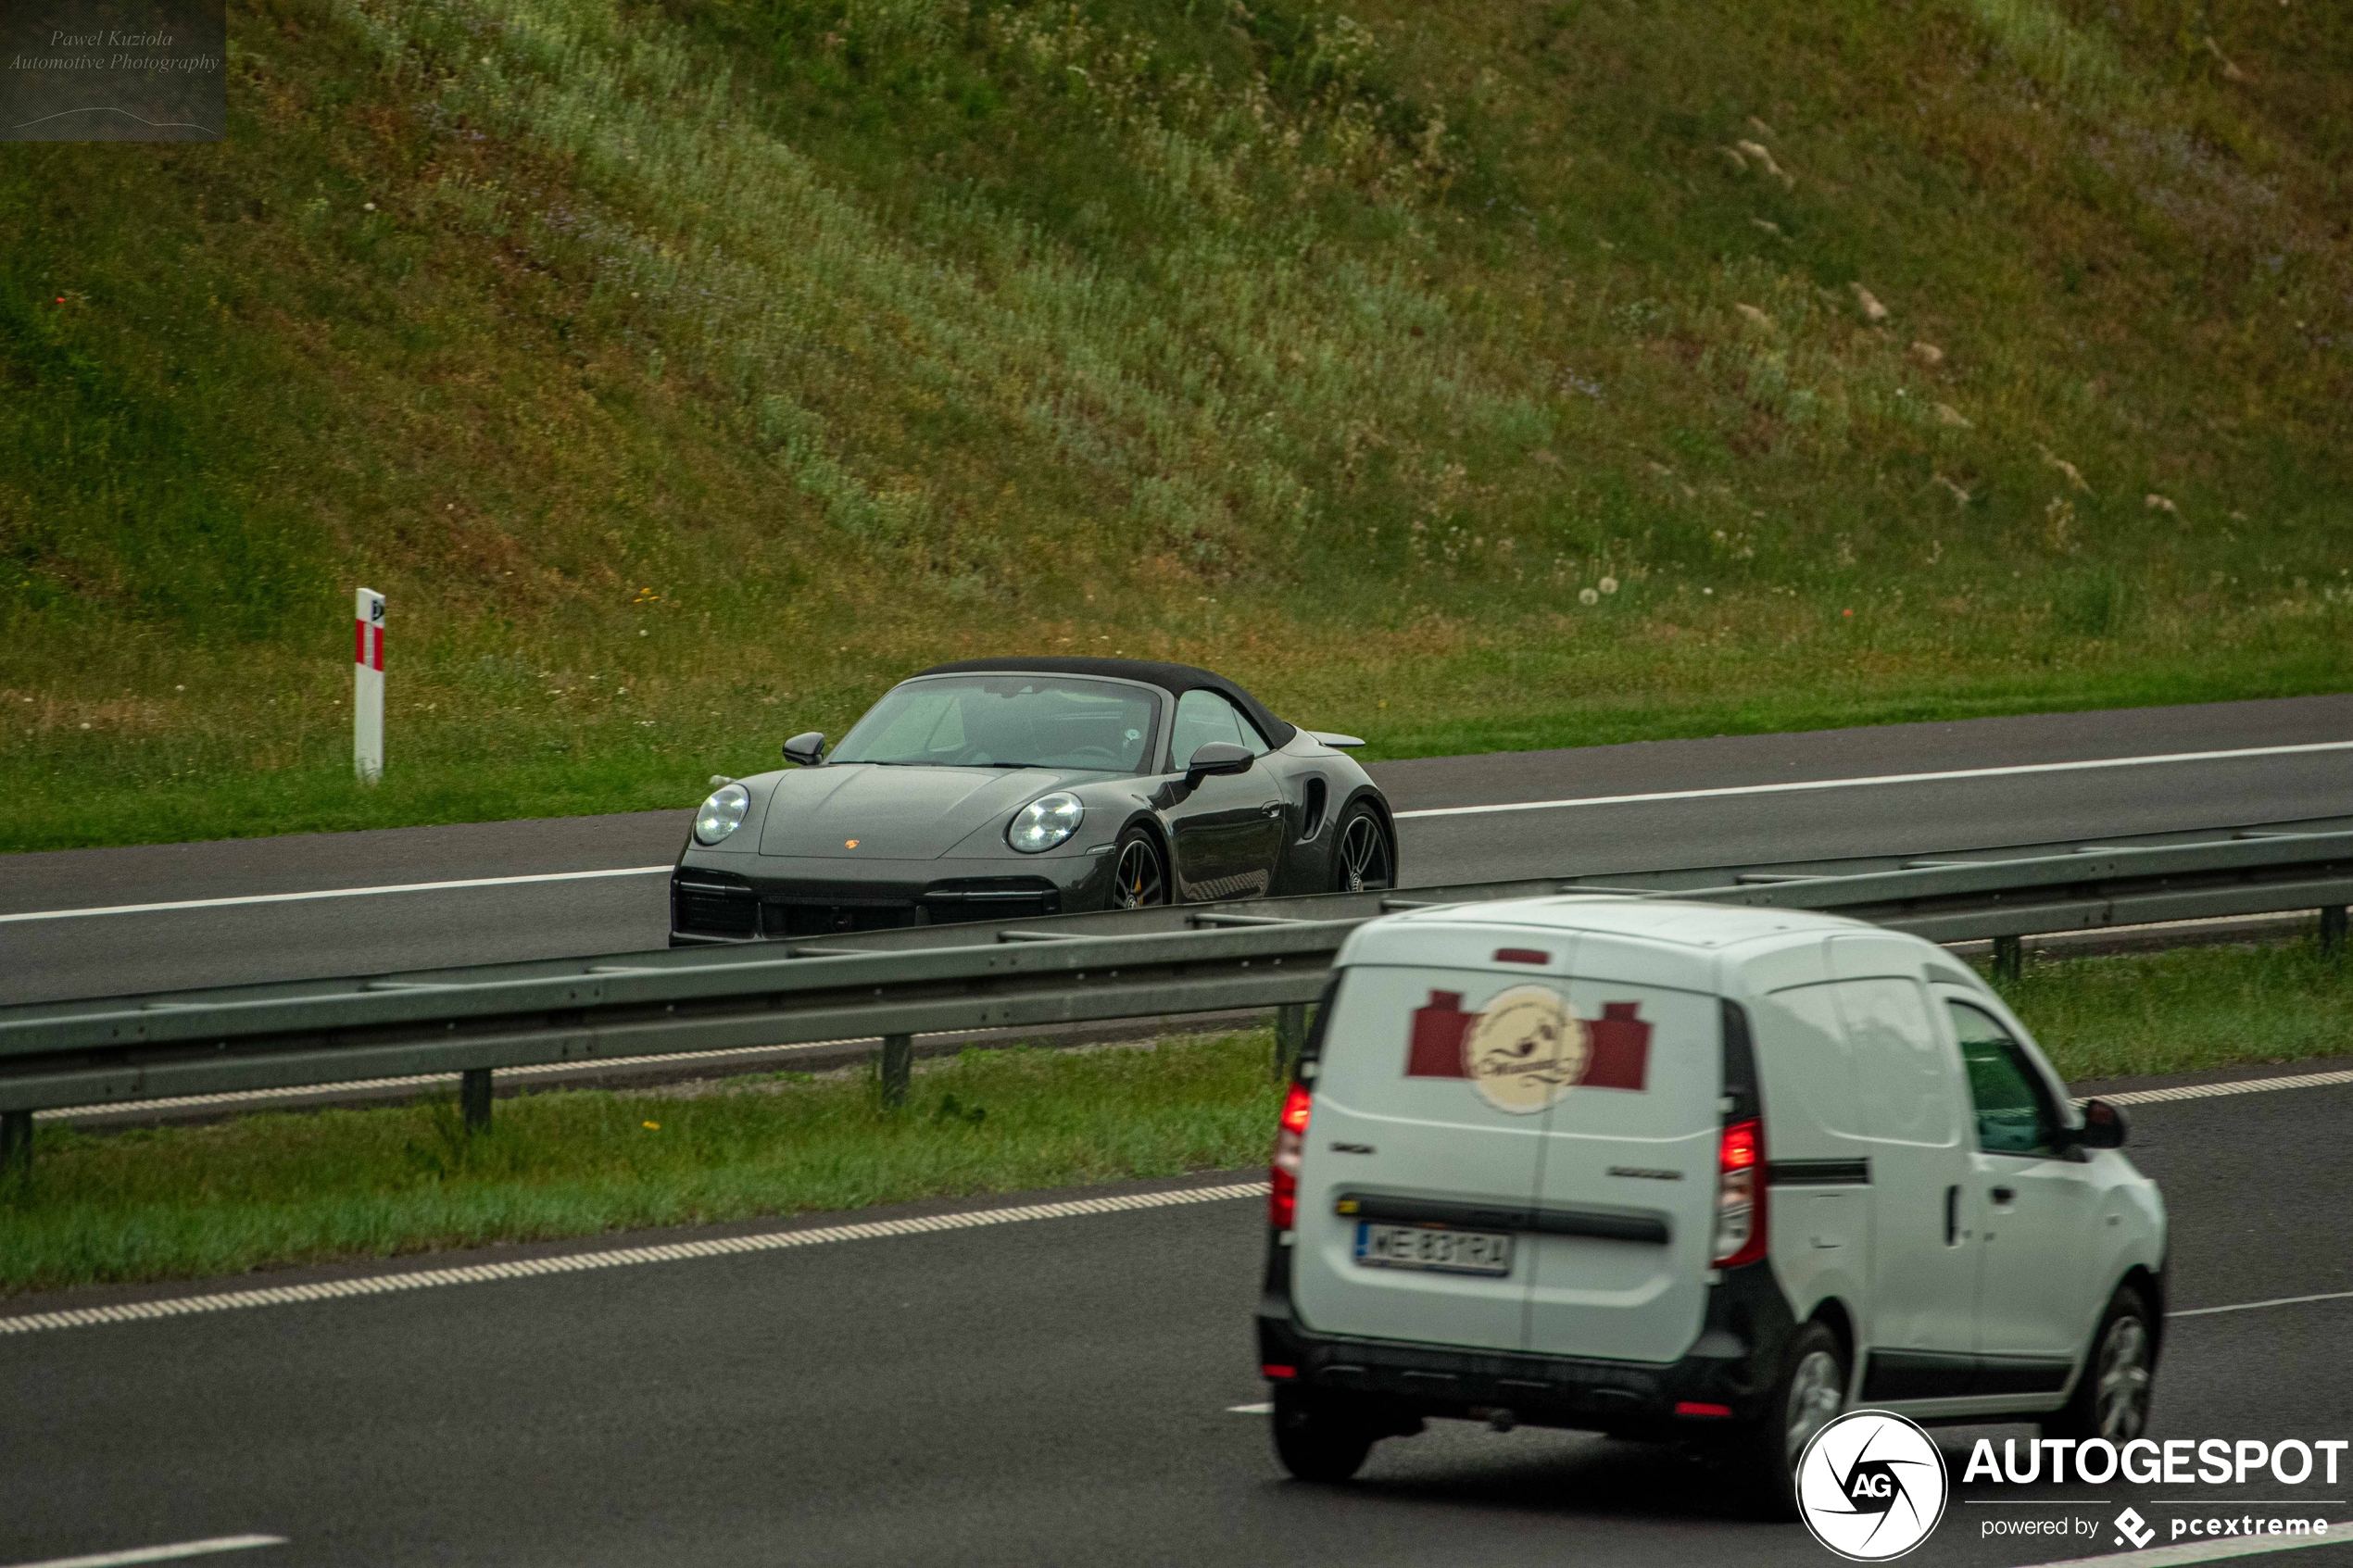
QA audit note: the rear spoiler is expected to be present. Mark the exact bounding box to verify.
[1303,730,1366,748]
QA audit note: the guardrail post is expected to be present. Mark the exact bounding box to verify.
[2323,906,2347,955]
[1991,935,2023,984]
[1275,1003,1307,1081]
[0,1110,30,1182]
[460,1068,493,1133]
[878,1034,912,1109]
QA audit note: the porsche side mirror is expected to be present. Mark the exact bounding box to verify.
[2073,1098,2128,1150]
[783,731,826,767]
[1183,741,1253,787]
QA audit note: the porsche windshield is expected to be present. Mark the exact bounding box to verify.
[829,676,1161,772]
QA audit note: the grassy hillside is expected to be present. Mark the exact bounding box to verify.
[3,0,2348,851]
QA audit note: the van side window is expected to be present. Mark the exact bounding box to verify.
[1832,978,1957,1147]
[1948,1001,2060,1157]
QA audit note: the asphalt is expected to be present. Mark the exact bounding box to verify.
[3,694,2349,1006]
[3,1079,2349,1568]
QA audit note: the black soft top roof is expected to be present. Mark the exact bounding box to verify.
[910,657,1295,748]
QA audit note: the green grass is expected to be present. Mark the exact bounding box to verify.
[6,937,2348,1297]
[0,1032,1287,1297]
[2,0,2348,850]
[1993,935,2353,1083]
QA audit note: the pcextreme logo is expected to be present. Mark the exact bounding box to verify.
[1797,1411,1951,1562]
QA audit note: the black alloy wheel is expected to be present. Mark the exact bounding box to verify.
[1332,805,1394,894]
[1112,827,1167,909]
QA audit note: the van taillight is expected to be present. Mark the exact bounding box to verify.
[1711,1117,1767,1268]
[1269,1083,1314,1230]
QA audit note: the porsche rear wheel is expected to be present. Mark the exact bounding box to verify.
[1332,806,1394,894]
[1112,828,1167,909]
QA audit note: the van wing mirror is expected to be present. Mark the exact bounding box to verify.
[782,731,826,767]
[2073,1098,2128,1150]
[1182,741,1253,787]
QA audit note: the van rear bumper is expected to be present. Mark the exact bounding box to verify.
[1256,1240,1797,1437]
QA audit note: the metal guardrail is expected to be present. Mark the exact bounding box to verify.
[1,817,2348,1168]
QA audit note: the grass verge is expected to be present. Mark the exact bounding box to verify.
[3,939,2347,1298]
[0,1032,1285,1298]
[5,0,2351,851]
[1994,935,2353,1083]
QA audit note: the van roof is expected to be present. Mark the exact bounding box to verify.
[1386,895,1866,942]
[1341,896,1877,983]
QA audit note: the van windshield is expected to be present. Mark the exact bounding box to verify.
[830,675,1160,772]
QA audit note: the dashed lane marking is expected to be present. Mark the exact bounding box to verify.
[2023,1522,2353,1568]
[1227,1402,1274,1414]
[0,1183,1270,1338]
[1392,739,2353,821]
[2,1537,287,1568]
[2082,1067,2353,1108]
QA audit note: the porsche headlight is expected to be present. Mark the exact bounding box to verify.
[694,783,750,846]
[1008,792,1083,853]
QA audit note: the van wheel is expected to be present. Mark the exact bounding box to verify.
[1271,1386,1376,1484]
[2042,1284,2155,1444]
[1740,1321,1848,1519]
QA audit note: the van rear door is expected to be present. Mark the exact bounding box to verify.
[1289,948,1576,1353]
[1522,946,1725,1362]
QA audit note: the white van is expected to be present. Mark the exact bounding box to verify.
[1257,897,2166,1509]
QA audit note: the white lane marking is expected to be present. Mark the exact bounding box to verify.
[2022,1522,2351,1568]
[14,739,2350,922]
[1391,739,2353,821]
[2172,1289,2353,1320]
[2082,1067,2353,1108]
[0,865,673,924]
[0,1182,1269,1337]
[3,1537,286,1568]
[1227,1402,1274,1414]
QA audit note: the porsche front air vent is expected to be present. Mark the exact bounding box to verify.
[921,877,1063,925]
[764,900,920,938]
[673,875,758,936]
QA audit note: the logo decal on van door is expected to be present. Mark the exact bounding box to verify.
[1405,988,1653,1110]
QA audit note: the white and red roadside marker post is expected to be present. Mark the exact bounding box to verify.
[354,587,385,784]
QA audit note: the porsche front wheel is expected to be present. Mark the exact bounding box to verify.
[1332,805,1394,894]
[1112,828,1167,909]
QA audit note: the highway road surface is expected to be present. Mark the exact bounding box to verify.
[3,695,2349,1006]
[4,1068,2351,1568]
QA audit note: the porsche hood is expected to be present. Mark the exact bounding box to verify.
[755,763,1110,859]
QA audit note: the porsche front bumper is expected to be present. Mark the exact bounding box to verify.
[669,849,1117,944]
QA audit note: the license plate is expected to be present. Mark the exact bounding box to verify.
[1353,1221,1515,1277]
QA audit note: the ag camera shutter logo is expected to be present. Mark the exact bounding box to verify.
[1797,1410,1950,1561]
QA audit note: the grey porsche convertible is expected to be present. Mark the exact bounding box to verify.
[669,658,1396,943]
